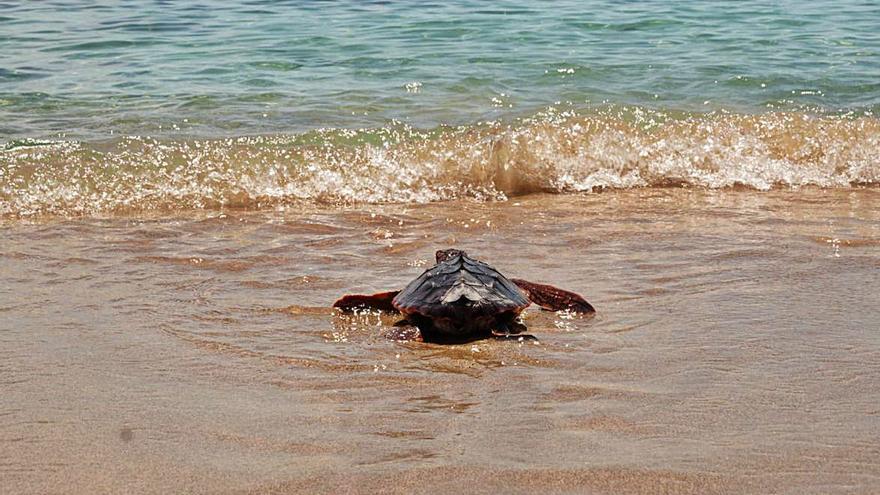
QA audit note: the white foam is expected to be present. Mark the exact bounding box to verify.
[1,111,878,217]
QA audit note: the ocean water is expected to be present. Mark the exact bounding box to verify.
[2,1,880,216]
[3,0,880,140]
[2,3,880,494]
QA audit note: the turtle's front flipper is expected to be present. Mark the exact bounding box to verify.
[332,291,400,313]
[511,279,595,313]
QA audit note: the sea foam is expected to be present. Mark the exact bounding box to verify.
[2,110,878,217]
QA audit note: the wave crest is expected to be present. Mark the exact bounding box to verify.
[1,110,878,217]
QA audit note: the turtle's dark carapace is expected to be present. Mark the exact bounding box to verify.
[392,251,530,337]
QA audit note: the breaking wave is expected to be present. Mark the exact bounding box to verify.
[1,109,878,217]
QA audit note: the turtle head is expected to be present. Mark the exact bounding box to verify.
[435,249,467,264]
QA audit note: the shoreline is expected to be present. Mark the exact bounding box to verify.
[3,189,879,493]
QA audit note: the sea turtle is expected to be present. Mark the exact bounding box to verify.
[333,249,595,342]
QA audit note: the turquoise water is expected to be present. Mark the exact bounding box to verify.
[2,1,879,217]
[2,1,879,141]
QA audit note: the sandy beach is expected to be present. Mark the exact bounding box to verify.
[3,189,878,493]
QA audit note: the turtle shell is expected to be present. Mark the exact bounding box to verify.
[392,252,529,336]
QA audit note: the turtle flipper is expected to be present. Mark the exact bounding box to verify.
[511,279,595,313]
[332,291,400,313]
[387,321,423,341]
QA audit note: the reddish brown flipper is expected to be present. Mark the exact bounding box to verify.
[511,279,595,313]
[332,291,401,313]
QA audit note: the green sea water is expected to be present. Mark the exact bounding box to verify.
[1,1,879,216]
[2,0,879,141]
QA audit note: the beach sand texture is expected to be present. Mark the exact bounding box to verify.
[2,189,878,493]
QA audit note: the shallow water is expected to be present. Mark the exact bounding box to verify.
[2,188,879,493]
[2,1,880,140]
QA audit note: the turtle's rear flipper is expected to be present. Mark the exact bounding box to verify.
[491,319,527,336]
[332,291,400,313]
[511,279,595,313]
[387,321,423,341]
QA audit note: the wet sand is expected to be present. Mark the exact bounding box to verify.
[2,188,879,494]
